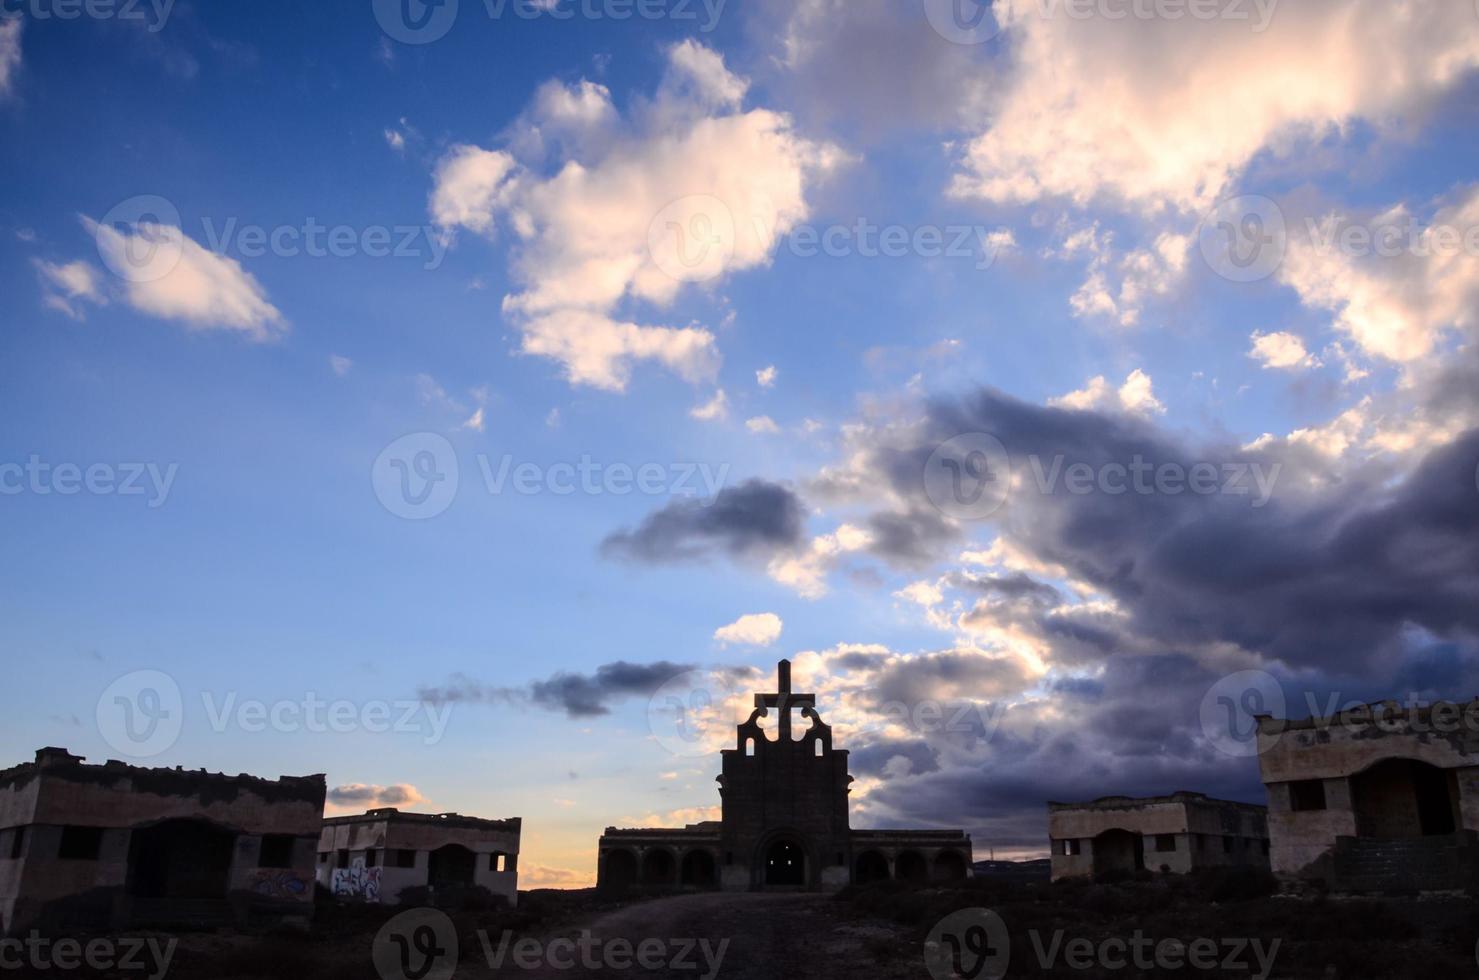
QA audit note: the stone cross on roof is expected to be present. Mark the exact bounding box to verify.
[755,659,815,741]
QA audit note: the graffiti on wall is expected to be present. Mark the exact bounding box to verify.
[250,869,312,901]
[332,859,383,902]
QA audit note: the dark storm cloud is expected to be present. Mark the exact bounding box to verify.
[328,784,420,807]
[954,572,1062,605]
[848,738,940,779]
[848,653,1272,850]
[528,661,695,717]
[864,507,961,567]
[600,479,806,563]
[420,660,695,718]
[865,388,1479,674]
[865,648,1032,705]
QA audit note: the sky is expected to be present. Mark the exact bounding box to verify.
[2,0,1479,887]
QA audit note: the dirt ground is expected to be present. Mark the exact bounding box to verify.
[489,892,917,980]
[7,876,1476,978]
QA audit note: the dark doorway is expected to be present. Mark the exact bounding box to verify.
[641,849,676,887]
[933,850,968,881]
[1092,829,1143,876]
[1353,759,1458,838]
[427,845,477,888]
[680,850,717,888]
[765,839,805,886]
[894,850,928,883]
[855,850,889,884]
[127,820,235,899]
[602,849,638,893]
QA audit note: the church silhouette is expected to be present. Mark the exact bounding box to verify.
[598,660,974,892]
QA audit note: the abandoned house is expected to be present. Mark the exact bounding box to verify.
[1257,699,1479,892]
[597,660,973,893]
[317,808,521,906]
[1047,792,1270,881]
[0,747,325,936]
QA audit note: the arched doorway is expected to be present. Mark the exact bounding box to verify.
[641,848,676,887]
[428,845,476,889]
[765,839,806,886]
[894,850,928,884]
[1352,758,1458,839]
[933,849,968,881]
[854,850,889,884]
[127,819,235,899]
[1092,829,1143,876]
[602,849,638,893]
[680,850,717,889]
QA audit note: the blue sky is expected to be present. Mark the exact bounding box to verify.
[3,0,1479,884]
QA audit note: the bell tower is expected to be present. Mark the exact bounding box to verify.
[716,660,854,890]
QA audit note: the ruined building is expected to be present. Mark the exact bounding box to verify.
[597,660,973,892]
[1048,792,1269,881]
[0,748,325,936]
[317,808,521,906]
[1257,699,1479,892]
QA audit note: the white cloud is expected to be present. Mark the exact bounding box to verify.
[767,524,872,599]
[953,1,1479,214]
[384,128,406,152]
[756,365,777,388]
[511,79,619,162]
[430,42,842,392]
[429,145,518,236]
[329,354,353,376]
[714,612,784,647]
[1248,330,1318,371]
[1058,223,1188,326]
[746,415,780,434]
[690,388,729,422]
[1051,369,1165,416]
[665,39,749,109]
[0,17,21,101]
[462,406,486,432]
[1279,191,1479,364]
[34,259,105,320]
[518,309,719,392]
[85,218,284,339]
